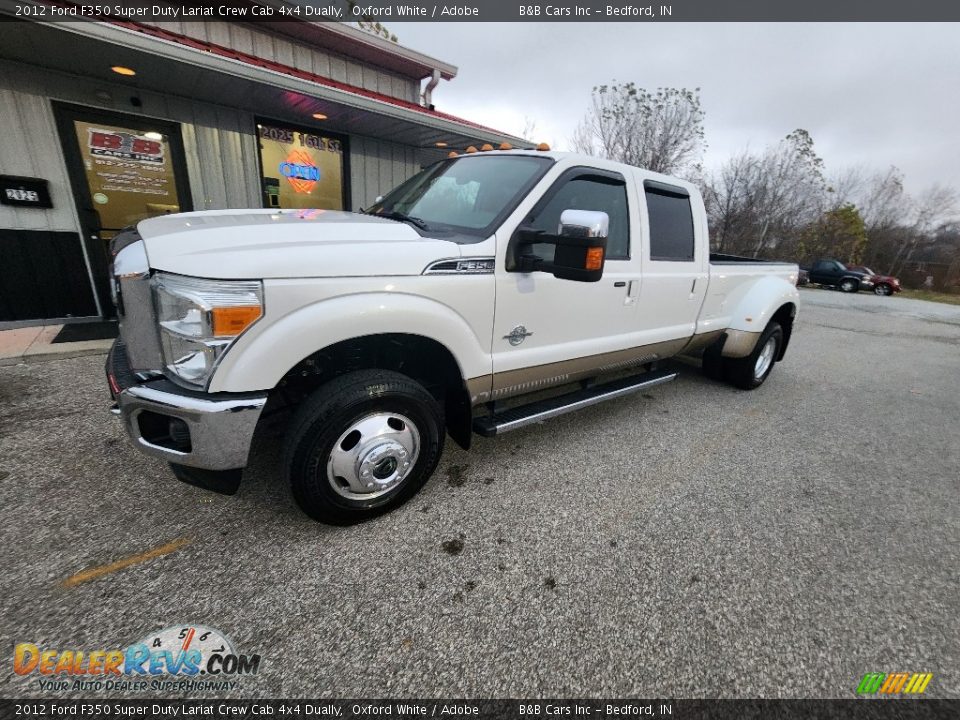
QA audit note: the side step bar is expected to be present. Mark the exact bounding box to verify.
[473,368,678,437]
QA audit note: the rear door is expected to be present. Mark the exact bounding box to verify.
[632,179,708,348]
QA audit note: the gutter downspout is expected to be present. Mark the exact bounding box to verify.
[421,68,441,109]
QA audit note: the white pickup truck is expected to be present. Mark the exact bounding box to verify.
[107,149,799,524]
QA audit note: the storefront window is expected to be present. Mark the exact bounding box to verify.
[257,122,346,210]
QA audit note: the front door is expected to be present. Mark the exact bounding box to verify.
[54,103,192,317]
[491,167,643,399]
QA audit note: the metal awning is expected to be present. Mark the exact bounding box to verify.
[0,17,528,153]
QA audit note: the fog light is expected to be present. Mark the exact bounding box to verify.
[168,418,191,452]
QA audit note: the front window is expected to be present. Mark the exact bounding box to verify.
[367,155,553,237]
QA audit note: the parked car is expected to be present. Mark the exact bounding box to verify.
[106,149,800,524]
[806,258,874,293]
[797,268,810,286]
[846,265,902,295]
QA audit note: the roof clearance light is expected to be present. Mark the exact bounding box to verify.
[499,143,513,150]
[312,113,328,120]
[536,142,551,151]
[447,151,459,158]
[144,132,163,141]
[111,66,136,76]
[435,142,448,147]
[480,143,494,151]
[465,146,478,154]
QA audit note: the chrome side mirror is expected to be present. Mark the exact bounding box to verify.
[558,209,609,239]
[511,209,610,282]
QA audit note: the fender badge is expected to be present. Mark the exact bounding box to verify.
[505,325,533,346]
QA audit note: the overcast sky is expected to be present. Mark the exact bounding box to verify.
[394,23,959,196]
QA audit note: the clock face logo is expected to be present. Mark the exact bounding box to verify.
[137,625,235,674]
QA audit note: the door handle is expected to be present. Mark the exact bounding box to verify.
[624,279,640,305]
[614,281,626,287]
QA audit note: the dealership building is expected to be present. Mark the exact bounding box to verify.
[0,8,524,325]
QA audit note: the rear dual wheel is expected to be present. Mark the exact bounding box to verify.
[702,321,783,391]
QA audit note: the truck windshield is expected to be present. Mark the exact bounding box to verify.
[366,155,553,237]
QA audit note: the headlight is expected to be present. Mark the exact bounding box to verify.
[153,273,263,387]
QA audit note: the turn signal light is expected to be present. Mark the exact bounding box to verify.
[211,305,262,337]
[585,247,604,271]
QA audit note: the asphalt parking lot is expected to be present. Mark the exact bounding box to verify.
[2,288,958,699]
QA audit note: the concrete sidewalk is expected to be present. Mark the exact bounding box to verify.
[0,325,113,366]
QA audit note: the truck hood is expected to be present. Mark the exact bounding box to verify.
[136,209,463,279]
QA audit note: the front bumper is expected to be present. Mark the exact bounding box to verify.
[106,340,267,471]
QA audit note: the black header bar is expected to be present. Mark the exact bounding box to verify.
[2,0,960,22]
[2,699,959,720]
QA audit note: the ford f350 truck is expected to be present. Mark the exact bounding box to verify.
[106,149,800,524]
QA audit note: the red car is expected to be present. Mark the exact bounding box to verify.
[846,266,902,296]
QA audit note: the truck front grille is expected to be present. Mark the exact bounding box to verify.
[111,228,163,373]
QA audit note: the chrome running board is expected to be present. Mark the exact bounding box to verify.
[473,368,677,437]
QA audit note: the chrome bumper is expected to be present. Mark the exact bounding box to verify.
[118,386,267,470]
[108,341,266,470]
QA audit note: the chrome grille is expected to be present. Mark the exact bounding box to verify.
[112,234,163,373]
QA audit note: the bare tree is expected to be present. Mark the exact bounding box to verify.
[702,130,827,258]
[572,84,706,178]
[888,183,959,276]
[520,116,539,143]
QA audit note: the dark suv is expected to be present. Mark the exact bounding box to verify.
[805,259,874,293]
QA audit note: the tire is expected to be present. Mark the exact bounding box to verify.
[284,369,444,525]
[874,283,892,296]
[839,278,859,293]
[723,322,783,390]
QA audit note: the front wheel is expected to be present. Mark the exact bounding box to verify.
[284,370,444,525]
[839,278,859,293]
[874,283,893,296]
[723,322,783,390]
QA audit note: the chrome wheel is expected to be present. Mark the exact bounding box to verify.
[840,279,857,292]
[754,337,776,380]
[326,412,420,501]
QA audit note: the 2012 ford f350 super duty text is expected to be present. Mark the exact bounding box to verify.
[106,150,800,524]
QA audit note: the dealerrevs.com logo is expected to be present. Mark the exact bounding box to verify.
[14,625,261,692]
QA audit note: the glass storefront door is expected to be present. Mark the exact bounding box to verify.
[55,103,192,318]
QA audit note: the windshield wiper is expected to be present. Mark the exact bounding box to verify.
[376,210,430,231]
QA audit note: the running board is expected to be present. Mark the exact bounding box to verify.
[473,368,678,437]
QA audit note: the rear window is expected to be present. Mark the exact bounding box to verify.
[646,184,695,262]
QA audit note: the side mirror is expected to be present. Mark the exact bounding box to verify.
[552,209,608,282]
[515,209,609,282]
